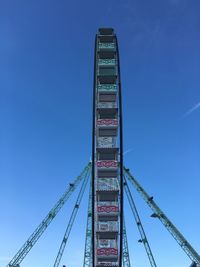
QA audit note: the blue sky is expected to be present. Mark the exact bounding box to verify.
[0,0,200,266]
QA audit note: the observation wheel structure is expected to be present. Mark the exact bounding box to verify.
[92,28,123,267]
[6,28,200,267]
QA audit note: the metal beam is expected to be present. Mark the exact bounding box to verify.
[124,177,157,267]
[53,170,90,267]
[7,163,91,267]
[123,219,131,267]
[124,167,200,266]
[91,34,97,267]
[83,182,92,267]
[116,36,124,267]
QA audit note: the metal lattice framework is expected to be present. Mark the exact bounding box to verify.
[7,163,91,267]
[124,167,200,266]
[92,27,124,267]
[53,171,90,267]
[124,176,157,267]
[6,28,200,267]
[83,183,92,267]
[122,219,131,267]
[7,165,200,267]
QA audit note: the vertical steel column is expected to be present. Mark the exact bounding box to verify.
[83,183,92,267]
[123,219,131,267]
[92,34,97,267]
[116,37,124,267]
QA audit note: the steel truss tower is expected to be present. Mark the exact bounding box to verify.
[92,28,124,267]
[6,28,200,267]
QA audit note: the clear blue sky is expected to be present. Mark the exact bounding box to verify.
[0,0,200,266]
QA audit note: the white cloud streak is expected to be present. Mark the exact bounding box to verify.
[183,102,200,117]
[123,148,134,156]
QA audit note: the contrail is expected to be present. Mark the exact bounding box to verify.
[183,102,200,117]
[123,148,134,156]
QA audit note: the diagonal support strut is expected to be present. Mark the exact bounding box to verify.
[7,163,91,267]
[124,167,200,266]
[53,169,90,267]
[83,181,92,267]
[124,176,157,267]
